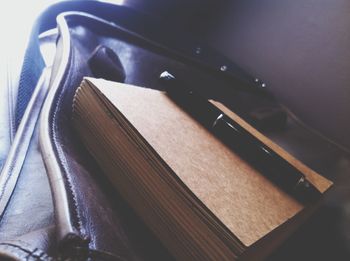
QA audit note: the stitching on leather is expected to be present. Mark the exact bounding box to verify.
[50,44,84,237]
[0,158,16,202]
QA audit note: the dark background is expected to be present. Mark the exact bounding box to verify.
[123,0,350,151]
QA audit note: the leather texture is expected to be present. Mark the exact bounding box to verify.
[0,65,55,260]
[0,4,349,261]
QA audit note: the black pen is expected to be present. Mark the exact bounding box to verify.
[159,71,321,203]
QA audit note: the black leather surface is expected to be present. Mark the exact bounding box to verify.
[0,125,54,244]
[0,62,55,260]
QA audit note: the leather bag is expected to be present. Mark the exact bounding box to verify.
[0,1,349,260]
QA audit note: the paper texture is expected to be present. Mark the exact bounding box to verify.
[85,78,331,246]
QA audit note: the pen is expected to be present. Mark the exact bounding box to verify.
[159,71,321,203]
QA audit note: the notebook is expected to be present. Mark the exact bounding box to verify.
[71,77,332,260]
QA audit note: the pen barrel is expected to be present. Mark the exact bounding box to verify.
[213,116,304,193]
